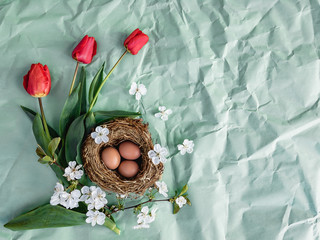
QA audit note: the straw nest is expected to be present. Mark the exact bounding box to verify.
[82,118,164,195]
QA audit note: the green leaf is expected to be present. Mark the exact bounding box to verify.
[104,217,120,235]
[38,156,53,164]
[65,115,85,165]
[50,164,69,186]
[185,196,192,206]
[89,62,105,106]
[78,67,87,115]
[36,145,46,158]
[4,204,86,230]
[85,111,96,135]
[32,114,50,155]
[22,106,59,138]
[94,110,141,124]
[173,203,180,214]
[179,184,188,196]
[59,84,81,139]
[48,137,61,157]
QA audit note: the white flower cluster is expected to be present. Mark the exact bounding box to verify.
[50,183,108,227]
[133,206,157,229]
[50,161,109,227]
[155,181,168,198]
[63,161,83,181]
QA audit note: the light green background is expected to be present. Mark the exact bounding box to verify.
[1,0,320,239]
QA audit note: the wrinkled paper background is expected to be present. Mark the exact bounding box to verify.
[1,0,320,239]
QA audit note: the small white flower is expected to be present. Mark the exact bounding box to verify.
[63,161,83,181]
[86,210,106,226]
[148,144,168,165]
[129,82,147,100]
[50,182,65,206]
[80,186,96,202]
[175,196,187,208]
[133,206,157,230]
[155,181,168,197]
[116,193,127,199]
[154,106,172,121]
[177,139,194,155]
[60,189,81,209]
[87,187,108,210]
[91,126,109,144]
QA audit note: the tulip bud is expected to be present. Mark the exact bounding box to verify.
[23,63,51,97]
[72,35,97,64]
[124,28,149,55]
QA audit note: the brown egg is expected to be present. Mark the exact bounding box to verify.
[119,141,141,160]
[101,147,121,170]
[118,160,139,178]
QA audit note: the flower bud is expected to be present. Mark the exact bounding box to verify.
[124,28,149,55]
[23,63,51,97]
[72,35,97,64]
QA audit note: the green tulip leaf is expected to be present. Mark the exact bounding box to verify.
[32,114,50,155]
[21,105,59,138]
[4,204,86,231]
[94,110,141,124]
[179,184,188,196]
[48,137,61,157]
[65,115,85,165]
[104,216,121,235]
[59,84,81,139]
[173,202,180,214]
[88,62,105,107]
[85,111,96,135]
[78,66,87,115]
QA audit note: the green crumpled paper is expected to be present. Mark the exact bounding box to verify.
[1,0,320,239]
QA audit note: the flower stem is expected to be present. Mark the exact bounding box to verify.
[52,161,65,171]
[69,61,79,96]
[38,98,51,140]
[88,50,128,112]
[112,198,170,213]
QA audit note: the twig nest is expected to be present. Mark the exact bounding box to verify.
[82,118,164,195]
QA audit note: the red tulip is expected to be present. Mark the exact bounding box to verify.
[72,35,97,64]
[124,28,149,55]
[23,63,51,97]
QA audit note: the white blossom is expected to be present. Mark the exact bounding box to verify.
[148,144,168,165]
[155,181,168,197]
[175,196,187,208]
[154,106,172,121]
[129,82,147,100]
[177,139,194,155]
[80,186,95,202]
[116,193,127,199]
[133,206,157,229]
[60,189,81,209]
[91,126,109,144]
[63,161,83,181]
[86,210,106,226]
[87,187,108,210]
[50,182,65,206]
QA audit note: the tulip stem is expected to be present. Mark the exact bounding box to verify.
[88,50,128,112]
[38,98,51,140]
[69,61,80,96]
